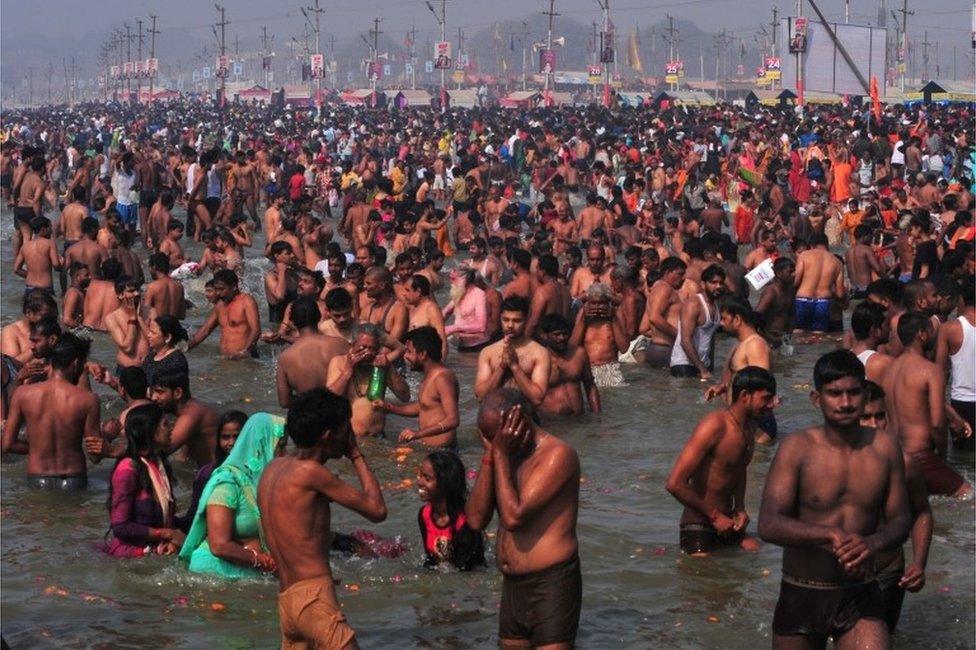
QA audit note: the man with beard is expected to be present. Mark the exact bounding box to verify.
[443,268,490,353]
[638,257,686,367]
[188,270,261,359]
[670,264,726,380]
[148,370,220,468]
[326,323,410,437]
[474,296,550,408]
[466,237,503,287]
[884,313,973,498]
[376,326,459,448]
[667,366,776,554]
[759,350,910,650]
[538,314,600,417]
[62,262,91,329]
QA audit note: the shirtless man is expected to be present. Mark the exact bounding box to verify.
[378,326,459,448]
[64,217,109,280]
[639,257,686,367]
[570,244,613,299]
[258,388,386,650]
[502,249,536,301]
[705,298,772,398]
[104,277,154,372]
[13,155,46,257]
[402,275,448,361]
[276,298,350,408]
[883,313,972,498]
[159,219,186,268]
[466,238,503,288]
[82,258,123,331]
[13,217,61,298]
[756,258,796,348]
[326,323,410,437]
[1,292,58,366]
[62,262,91,329]
[263,192,286,241]
[143,254,186,320]
[667,367,776,554]
[794,233,846,333]
[538,314,600,417]
[474,296,551,408]
[860,382,933,634]
[850,302,895,386]
[743,229,778,271]
[525,254,571,338]
[846,225,887,298]
[361,266,409,344]
[578,193,610,241]
[759,350,910,650]
[319,288,358,341]
[149,370,220,467]
[231,150,259,225]
[1,332,99,490]
[465,388,582,649]
[188,270,261,359]
[571,283,628,388]
[55,186,89,289]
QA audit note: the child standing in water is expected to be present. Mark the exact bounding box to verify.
[416,450,485,570]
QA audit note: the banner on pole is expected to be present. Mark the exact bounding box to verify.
[310,54,325,79]
[215,55,229,78]
[434,41,452,69]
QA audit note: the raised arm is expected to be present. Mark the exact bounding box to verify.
[493,435,578,530]
[311,446,387,523]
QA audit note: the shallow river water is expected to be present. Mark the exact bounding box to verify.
[1,203,973,649]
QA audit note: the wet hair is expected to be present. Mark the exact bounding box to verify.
[701,264,727,283]
[352,322,383,342]
[151,369,191,399]
[81,216,100,236]
[68,260,89,279]
[772,257,795,274]
[425,450,468,520]
[155,315,188,345]
[269,240,293,258]
[850,301,887,341]
[101,257,123,281]
[114,275,140,295]
[404,325,443,362]
[720,297,757,328]
[212,269,239,288]
[118,366,148,400]
[864,380,885,404]
[149,253,171,274]
[813,349,865,391]
[500,295,529,316]
[31,216,51,234]
[49,331,91,370]
[959,277,975,307]
[897,311,932,346]
[539,313,571,334]
[510,248,531,271]
[23,290,57,316]
[290,297,321,329]
[322,288,352,313]
[31,315,61,338]
[730,366,777,401]
[409,274,431,297]
[586,282,612,301]
[285,388,351,449]
[167,219,185,232]
[477,387,534,437]
[809,232,829,247]
[538,254,559,278]
[866,278,901,305]
[660,256,687,273]
[902,279,933,310]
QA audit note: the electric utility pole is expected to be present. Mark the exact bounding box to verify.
[148,15,159,102]
[543,0,558,106]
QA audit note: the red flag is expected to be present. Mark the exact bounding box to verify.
[870,75,881,123]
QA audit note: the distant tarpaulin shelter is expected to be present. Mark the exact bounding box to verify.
[499,91,541,109]
[744,89,796,109]
[917,80,976,105]
[653,90,716,109]
[394,90,434,108]
[237,85,272,103]
[282,85,313,106]
[617,92,651,108]
[446,89,479,108]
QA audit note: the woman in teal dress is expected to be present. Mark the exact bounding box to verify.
[179,412,285,579]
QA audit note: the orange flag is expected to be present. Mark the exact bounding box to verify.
[870,75,881,124]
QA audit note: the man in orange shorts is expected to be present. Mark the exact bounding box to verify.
[258,389,388,648]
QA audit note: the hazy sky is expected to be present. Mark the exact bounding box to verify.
[1,0,972,81]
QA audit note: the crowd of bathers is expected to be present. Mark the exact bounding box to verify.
[0,95,973,648]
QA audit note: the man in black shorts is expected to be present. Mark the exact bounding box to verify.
[759,350,911,649]
[466,388,582,648]
[666,367,776,555]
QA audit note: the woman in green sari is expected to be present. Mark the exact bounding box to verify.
[179,412,286,579]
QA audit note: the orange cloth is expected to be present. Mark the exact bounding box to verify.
[831,162,853,203]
